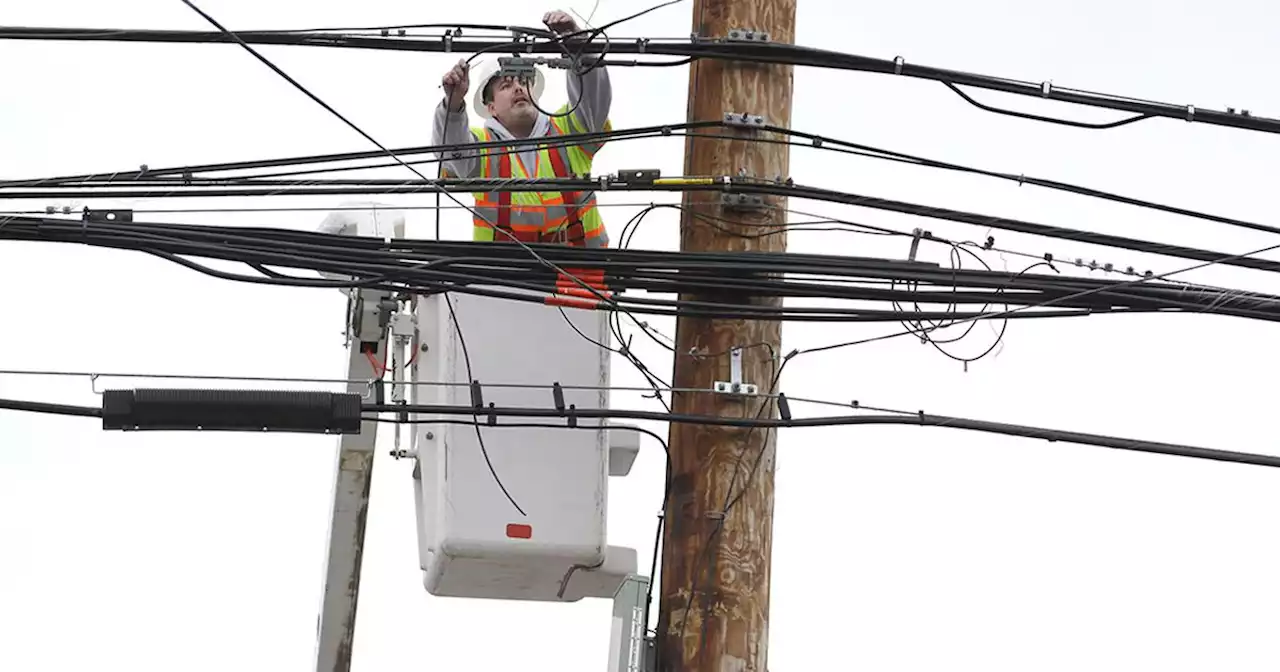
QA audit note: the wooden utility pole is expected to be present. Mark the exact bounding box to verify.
[657,0,796,670]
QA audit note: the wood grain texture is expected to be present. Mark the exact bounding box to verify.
[657,1,796,671]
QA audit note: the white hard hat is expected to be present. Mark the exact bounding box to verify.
[470,59,546,120]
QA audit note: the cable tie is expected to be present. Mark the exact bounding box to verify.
[777,393,792,421]
[1186,105,1196,122]
[487,402,497,426]
[1040,81,1052,98]
[552,382,566,413]
[893,56,904,75]
[470,380,484,409]
[567,403,578,428]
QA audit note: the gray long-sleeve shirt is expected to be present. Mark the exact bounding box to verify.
[432,66,613,179]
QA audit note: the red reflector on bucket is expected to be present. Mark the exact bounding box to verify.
[506,523,533,539]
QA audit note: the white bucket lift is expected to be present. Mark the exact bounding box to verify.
[409,289,641,602]
[312,206,654,672]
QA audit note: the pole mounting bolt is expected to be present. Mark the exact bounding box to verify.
[713,347,758,396]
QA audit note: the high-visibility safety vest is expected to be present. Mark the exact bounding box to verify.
[468,111,609,247]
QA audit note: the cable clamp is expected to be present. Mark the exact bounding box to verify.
[636,37,649,53]
[470,380,484,409]
[496,56,574,77]
[723,111,766,129]
[713,347,758,396]
[893,56,904,75]
[1041,81,1053,98]
[83,208,133,223]
[443,28,454,53]
[1186,104,1196,122]
[907,227,924,261]
[552,382,566,414]
[487,402,498,426]
[721,171,769,211]
[616,169,660,186]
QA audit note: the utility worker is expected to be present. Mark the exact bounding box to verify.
[433,9,612,248]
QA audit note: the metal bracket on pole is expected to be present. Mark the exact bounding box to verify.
[713,347,758,396]
[723,111,766,129]
[721,169,773,213]
[724,27,771,43]
[607,575,656,672]
[719,192,767,211]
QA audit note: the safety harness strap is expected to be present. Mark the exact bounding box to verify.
[544,138,586,247]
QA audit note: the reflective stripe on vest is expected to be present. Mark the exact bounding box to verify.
[470,119,607,248]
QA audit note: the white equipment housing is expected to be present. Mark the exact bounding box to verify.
[410,290,639,602]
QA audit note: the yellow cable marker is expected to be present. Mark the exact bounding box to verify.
[652,177,717,186]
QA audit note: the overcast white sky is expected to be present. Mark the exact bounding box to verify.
[4,0,1280,670]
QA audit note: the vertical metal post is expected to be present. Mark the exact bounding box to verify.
[314,288,393,672]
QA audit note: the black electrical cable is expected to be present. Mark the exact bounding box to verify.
[9,217,1280,325]
[27,173,1277,281]
[4,25,1278,135]
[362,403,1280,470]
[1,122,715,186]
[442,294,527,516]
[9,392,1278,468]
[14,117,1278,250]
[0,397,103,418]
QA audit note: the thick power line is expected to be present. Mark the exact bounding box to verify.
[1,23,1276,135]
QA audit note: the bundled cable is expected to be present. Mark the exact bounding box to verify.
[4,215,1280,324]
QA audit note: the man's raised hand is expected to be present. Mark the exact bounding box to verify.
[542,9,579,35]
[442,58,470,110]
